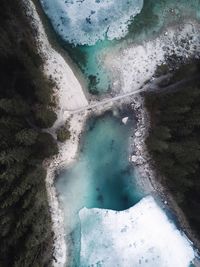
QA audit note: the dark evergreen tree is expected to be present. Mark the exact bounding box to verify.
[145,66,200,239]
[0,0,59,266]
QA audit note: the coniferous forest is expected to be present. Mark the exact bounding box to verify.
[0,0,58,266]
[145,62,200,240]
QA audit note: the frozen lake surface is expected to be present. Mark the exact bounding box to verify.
[79,196,195,267]
[40,0,143,45]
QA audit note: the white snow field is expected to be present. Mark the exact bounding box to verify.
[104,22,200,95]
[39,0,144,45]
[79,196,195,267]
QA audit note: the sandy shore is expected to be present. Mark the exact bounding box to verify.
[23,1,89,266]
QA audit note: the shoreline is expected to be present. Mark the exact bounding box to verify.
[131,94,200,259]
[31,0,90,101]
[104,19,200,96]
[22,1,90,266]
[45,112,88,267]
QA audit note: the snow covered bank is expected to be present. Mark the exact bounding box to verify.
[23,0,88,112]
[39,0,143,45]
[79,196,195,267]
[23,1,89,266]
[104,21,200,94]
[130,90,200,258]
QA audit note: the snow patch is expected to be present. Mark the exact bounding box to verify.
[104,22,200,94]
[79,196,195,267]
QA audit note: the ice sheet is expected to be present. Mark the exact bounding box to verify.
[79,196,195,267]
[40,0,143,45]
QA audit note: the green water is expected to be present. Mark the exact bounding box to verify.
[56,112,143,266]
[78,40,115,94]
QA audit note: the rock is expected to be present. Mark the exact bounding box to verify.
[137,156,145,165]
[131,103,135,109]
[131,155,137,163]
[131,155,145,165]
[122,117,129,124]
[135,131,142,137]
[132,102,141,109]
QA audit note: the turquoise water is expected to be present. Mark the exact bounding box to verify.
[78,40,115,94]
[57,112,142,211]
[60,40,117,94]
[40,0,200,94]
[56,112,144,266]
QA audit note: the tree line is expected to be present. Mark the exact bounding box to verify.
[0,0,59,266]
[145,61,200,239]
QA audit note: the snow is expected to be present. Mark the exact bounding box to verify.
[104,21,200,94]
[39,0,144,45]
[79,196,195,267]
[24,1,88,112]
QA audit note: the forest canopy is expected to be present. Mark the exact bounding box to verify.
[0,0,58,266]
[145,62,200,239]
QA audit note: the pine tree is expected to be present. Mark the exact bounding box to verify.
[16,129,38,146]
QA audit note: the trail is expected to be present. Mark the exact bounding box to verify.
[67,86,150,114]
[65,74,169,114]
[66,74,200,114]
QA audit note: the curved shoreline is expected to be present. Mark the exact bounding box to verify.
[22,1,89,266]
[31,0,90,101]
